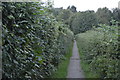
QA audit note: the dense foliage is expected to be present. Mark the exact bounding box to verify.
[52,6,120,35]
[2,1,120,79]
[96,7,112,25]
[76,22,119,78]
[2,2,73,79]
[69,11,98,34]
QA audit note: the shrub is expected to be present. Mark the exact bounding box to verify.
[76,24,119,78]
[2,2,73,79]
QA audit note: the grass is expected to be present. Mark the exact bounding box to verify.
[76,41,99,78]
[80,58,99,78]
[50,44,73,78]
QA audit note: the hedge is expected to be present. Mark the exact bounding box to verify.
[76,23,119,78]
[2,2,73,79]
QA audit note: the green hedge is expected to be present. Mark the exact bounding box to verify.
[2,2,73,79]
[76,24,119,78]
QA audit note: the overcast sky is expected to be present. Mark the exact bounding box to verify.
[52,0,120,11]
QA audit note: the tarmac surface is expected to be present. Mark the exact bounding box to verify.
[67,40,84,78]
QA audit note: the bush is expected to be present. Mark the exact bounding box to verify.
[76,24,119,78]
[2,2,73,79]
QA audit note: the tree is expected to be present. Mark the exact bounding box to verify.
[67,6,70,9]
[58,9,73,25]
[52,7,63,17]
[112,8,120,22]
[67,5,77,13]
[96,7,112,25]
[69,10,98,34]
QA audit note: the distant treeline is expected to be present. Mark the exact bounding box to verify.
[52,6,120,34]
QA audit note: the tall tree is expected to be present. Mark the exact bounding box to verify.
[67,5,77,13]
[52,7,63,17]
[69,10,98,34]
[96,7,112,25]
[57,9,73,25]
[112,8,120,22]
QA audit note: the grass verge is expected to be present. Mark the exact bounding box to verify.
[76,42,99,78]
[50,44,73,78]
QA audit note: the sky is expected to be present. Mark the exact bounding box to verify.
[52,0,120,11]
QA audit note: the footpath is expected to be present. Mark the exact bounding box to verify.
[67,40,84,78]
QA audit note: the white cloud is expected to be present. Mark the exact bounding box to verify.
[53,0,120,11]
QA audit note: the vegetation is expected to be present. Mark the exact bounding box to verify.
[53,7,119,78]
[2,2,73,79]
[69,11,98,34]
[53,6,120,34]
[50,44,73,78]
[1,1,120,79]
[76,22,119,78]
[96,7,112,25]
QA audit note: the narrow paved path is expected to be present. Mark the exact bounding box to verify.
[67,40,84,78]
